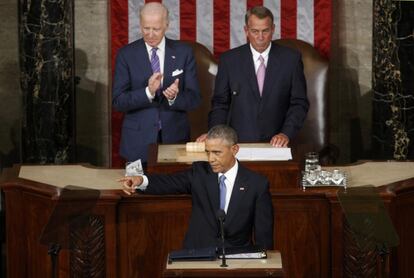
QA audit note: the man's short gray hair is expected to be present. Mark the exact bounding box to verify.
[139,2,169,24]
[207,125,238,146]
[245,6,274,25]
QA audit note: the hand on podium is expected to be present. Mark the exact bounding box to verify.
[270,133,289,148]
[119,176,143,195]
[196,133,208,142]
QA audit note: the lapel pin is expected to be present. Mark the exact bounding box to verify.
[171,55,176,59]
[240,187,245,191]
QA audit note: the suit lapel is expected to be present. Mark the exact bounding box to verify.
[242,46,261,101]
[135,40,153,78]
[205,171,220,227]
[262,43,282,99]
[163,38,176,92]
[225,165,249,225]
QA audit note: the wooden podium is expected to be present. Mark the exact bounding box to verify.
[163,251,284,277]
[1,159,414,277]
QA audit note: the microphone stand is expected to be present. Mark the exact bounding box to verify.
[217,210,228,267]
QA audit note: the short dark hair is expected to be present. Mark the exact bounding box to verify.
[245,6,274,25]
[207,125,238,146]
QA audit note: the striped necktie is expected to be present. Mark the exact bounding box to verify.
[150,47,160,73]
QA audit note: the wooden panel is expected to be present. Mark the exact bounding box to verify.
[5,190,54,278]
[118,197,192,278]
[273,194,330,278]
[392,191,414,278]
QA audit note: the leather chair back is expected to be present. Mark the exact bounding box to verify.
[275,39,330,162]
[184,41,218,140]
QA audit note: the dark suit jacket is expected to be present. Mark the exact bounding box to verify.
[209,42,309,141]
[140,161,274,249]
[112,38,201,162]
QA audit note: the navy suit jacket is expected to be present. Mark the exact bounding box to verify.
[209,43,309,142]
[112,38,201,162]
[141,161,274,249]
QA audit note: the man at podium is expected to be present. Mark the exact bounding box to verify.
[120,125,273,249]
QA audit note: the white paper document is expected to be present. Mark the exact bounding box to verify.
[236,147,292,161]
[220,252,267,259]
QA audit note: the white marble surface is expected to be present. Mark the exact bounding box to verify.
[19,165,123,190]
[326,161,414,187]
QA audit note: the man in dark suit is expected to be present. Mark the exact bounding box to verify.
[197,6,309,148]
[120,125,273,249]
[112,2,200,163]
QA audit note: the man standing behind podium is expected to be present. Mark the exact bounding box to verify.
[120,125,273,249]
[112,2,200,163]
[197,6,308,148]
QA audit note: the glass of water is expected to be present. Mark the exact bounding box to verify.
[304,152,321,172]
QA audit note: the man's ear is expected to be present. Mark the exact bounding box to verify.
[231,144,240,156]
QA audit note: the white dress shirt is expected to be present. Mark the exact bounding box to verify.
[218,160,239,213]
[250,43,272,73]
[144,37,175,105]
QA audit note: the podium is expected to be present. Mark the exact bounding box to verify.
[2,162,414,277]
[163,251,284,277]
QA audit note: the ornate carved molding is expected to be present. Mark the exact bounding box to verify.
[70,215,105,278]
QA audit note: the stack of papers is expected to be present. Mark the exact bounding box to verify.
[236,147,292,161]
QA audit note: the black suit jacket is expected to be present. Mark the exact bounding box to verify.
[209,42,309,141]
[141,161,274,249]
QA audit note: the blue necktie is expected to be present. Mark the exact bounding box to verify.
[219,175,227,211]
[150,47,162,130]
[150,47,161,96]
[150,47,160,73]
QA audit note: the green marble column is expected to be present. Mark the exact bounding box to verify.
[19,0,75,163]
[372,0,414,160]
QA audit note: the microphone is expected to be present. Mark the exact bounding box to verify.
[226,83,240,126]
[216,209,228,267]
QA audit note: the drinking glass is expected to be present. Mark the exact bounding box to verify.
[304,152,321,172]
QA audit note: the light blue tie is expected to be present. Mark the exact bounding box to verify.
[219,175,227,211]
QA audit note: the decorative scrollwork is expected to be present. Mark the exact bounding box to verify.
[70,215,105,278]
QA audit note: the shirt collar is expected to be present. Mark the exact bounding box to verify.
[145,36,166,54]
[219,160,239,184]
[250,42,272,62]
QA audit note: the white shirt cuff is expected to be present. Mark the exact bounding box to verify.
[168,95,176,106]
[145,87,155,102]
[136,175,149,191]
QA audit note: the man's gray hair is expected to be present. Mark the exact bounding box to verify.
[139,2,169,24]
[245,6,274,25]
[207,125,238,145]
